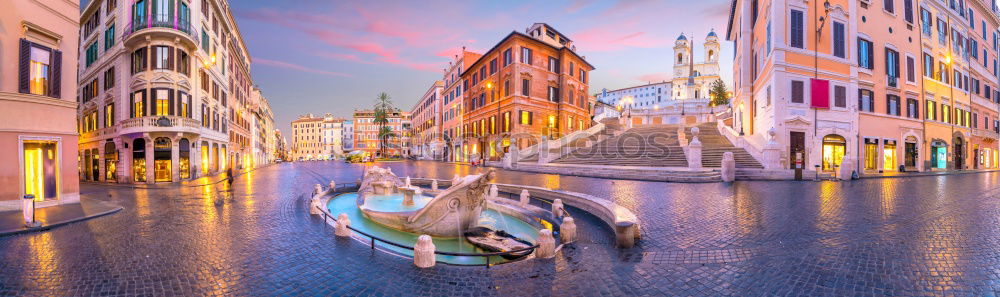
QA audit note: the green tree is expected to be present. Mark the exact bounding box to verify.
[709,79,730,107]
[373,92,394,157]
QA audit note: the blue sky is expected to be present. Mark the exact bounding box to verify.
[120,0,736,135]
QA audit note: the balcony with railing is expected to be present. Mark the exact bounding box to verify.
[972,128,1000,140]
[118,115,203,135]
[80,126,119,143]
[121,16,198,48]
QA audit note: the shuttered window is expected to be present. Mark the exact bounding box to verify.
[791,80,804,103]
[18,39,61,98]
[790,10,804,49]
[834,85,847,107]
[833,22,845,58]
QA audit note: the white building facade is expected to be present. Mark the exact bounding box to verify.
[77,0,251,183]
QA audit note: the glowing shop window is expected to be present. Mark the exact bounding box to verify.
[822,135,846,171]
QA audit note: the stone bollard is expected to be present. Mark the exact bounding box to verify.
[309,197,321,215]
[677,126,688,147]
[721,152,736,182]
[329,181,337,191]
[414,235,436,268]
[314,184,323,196]
[535,229,556,259]
[560,217,577,243]
[687,137,703,169]
[489,184,498,201]
[615,221,636,248]
[431,180,438,191]
[519,190,530,207]
[335,213,352,237]
[552,199,566,218]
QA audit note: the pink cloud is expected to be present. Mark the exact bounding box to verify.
[573,26,669,52]
[565,0,596,13]
[253,57,353,77]
[316,52,377,65]
[636,73,671,83]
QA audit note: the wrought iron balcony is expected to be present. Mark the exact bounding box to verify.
[121,18,198,46]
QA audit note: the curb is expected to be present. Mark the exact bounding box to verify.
[0,202,124,237]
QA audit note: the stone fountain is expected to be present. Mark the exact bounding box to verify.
[357,166,496,237]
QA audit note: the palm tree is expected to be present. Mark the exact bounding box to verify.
[373,92,394,157]
[378,126,397,157]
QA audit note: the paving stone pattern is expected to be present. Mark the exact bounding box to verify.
[2,160,1000,296]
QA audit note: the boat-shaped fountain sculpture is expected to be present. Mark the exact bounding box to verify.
[357,166,496,238]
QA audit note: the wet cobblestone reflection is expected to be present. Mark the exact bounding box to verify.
[2,161,1000,296]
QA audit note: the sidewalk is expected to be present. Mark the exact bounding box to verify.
[0,200,122,236]
[859,168,1000,179]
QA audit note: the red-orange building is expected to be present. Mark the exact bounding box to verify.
[461,23,594,160]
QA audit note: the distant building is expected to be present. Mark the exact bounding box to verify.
[341,120,354,153]
[353,110,411,157]
[410,81,444,160]
[290,113,345,160]
[595,32,721,126]
[0,0,81,208]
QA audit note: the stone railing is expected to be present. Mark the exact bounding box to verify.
[515,122,607,163]
[717,120,765,163]
[80,126,118,142]
[119,116,202,133]
[973,129,1000,140]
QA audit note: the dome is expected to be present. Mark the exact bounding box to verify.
[707,30,717,37]
[677,34,687,41]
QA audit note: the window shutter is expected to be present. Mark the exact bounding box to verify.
[791,80,804,103]
[167,46,174,70]
[51,50,62,98]
[169,89,176,116]
[130,94,135,118]
[18,39,30,94]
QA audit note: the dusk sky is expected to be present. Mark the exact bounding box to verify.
[229,0,735,135]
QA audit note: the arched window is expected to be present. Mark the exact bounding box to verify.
[677,53,683,63]
[708,50,715,61]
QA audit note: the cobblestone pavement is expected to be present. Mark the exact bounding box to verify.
[3,160,1000,296]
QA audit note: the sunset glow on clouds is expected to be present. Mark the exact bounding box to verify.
[233,0,733,133]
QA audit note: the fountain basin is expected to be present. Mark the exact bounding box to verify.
[328,192,545,265]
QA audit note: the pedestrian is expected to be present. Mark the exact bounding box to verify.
[226,167,234,187]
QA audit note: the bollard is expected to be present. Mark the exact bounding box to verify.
[615,221,636,248]
[431,180,438,191]
[560,217,577,243]
[22,195,40,228]
[414,235,436,268]
[551,199,566,218]
[489,184,498,201]
[309,196,321,215]
[335,213,352,237]
[720,152,736,182]
[519,190,530,208]
[535,229,556,259]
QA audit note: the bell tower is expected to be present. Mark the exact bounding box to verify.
[673,33,690,78]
